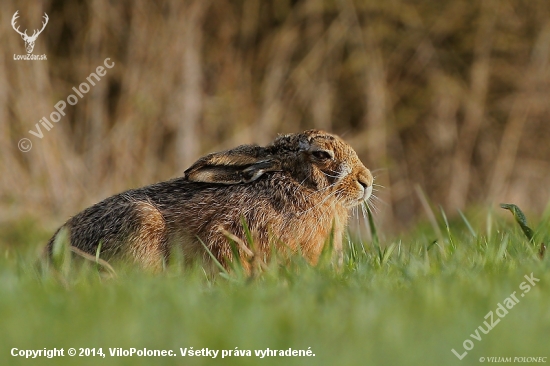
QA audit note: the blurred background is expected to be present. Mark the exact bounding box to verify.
[1,0,550,238]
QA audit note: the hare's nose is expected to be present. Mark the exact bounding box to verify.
[358,177,369,189]
[357,170,373,199]
[357,170,373,189]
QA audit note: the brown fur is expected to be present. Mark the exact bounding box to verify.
[126,201,168,270]
[46,130,373,272]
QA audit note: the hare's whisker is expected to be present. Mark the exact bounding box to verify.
[303,180,338,200]
[294,176,309,192]
[301,188,341,214]
[369,193,387,208]
[322,172,340,179]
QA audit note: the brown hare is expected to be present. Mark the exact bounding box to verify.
[47,130,373,272]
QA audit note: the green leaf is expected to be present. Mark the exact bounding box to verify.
[500,203,534,241]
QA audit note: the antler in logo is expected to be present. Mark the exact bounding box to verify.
[11,11,49,54]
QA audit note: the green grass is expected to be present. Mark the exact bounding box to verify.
[1,207,549,366]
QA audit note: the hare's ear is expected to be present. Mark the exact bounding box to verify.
[184,147,281,184]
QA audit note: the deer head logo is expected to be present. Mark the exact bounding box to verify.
[11,11,49,54]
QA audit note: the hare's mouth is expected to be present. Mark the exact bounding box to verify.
[363,185,373,201]
[348,185,372,207]
[345,186,372,208]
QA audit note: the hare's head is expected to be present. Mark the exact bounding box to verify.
[270,130,373,207]
[184,130,373,208]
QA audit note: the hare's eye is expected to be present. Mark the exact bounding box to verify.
[311,150,333,161]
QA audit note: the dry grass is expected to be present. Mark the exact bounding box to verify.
[2,0,550,233]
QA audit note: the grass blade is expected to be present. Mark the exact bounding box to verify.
[458,209,477,238]
[51,227,71,276]
[198,237,229,276]
[364,202,381,261]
